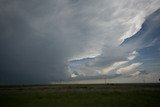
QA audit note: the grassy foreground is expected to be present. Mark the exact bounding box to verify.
[0,84,160,107]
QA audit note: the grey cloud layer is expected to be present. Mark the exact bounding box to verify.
[0,0,160,84]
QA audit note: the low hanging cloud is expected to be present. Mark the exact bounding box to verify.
[116,63,142,74]
[130,71,141,77]
[101,61,128,75]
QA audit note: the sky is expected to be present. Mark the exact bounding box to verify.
[0,0,160,84]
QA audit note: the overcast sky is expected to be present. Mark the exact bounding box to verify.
[0,0,160,84]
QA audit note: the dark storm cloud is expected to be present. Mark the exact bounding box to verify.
[0,0,105,84]
[0,0,160,84]
[0,0,72,84]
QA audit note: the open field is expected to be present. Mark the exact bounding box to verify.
[0,83,160,107]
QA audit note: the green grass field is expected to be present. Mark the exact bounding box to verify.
[0,84,160,107]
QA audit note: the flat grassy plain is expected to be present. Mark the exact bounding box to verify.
[0,83,160,107]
